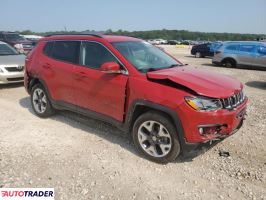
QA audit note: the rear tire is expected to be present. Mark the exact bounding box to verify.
[31,84,55,118]
[132,111,181,163]
[195,52,201,58]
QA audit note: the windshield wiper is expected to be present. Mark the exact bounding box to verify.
[139,64,184,73]
[168,64,184,68]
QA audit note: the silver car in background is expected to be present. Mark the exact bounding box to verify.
[212,41,266,68]
[0,41,25,84]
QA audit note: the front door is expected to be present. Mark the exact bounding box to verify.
[73,41,128,122]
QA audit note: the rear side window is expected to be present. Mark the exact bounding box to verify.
[239,45,256,53]
[43,42,54,56]
[79,42,118,69]
[226,44,239,51]
[51,41,80,64]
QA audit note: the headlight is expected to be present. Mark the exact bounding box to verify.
[185,96,222,111]
[14,43,23,49]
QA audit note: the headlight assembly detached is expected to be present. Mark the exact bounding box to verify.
[185,96,222,111]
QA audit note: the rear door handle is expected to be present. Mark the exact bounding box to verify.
[42,63,51,69]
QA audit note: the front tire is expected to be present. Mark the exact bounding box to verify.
[132,111,181,163]
[31,84,55,118]
[222,59,236,68]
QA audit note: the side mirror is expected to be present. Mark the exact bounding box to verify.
[100,62,121,74]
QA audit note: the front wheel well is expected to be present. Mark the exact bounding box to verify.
[129,104,177,133]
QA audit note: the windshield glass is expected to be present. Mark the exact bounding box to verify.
[0,44,19,55]
[210,42,223,52]
[5,34,25,41]
[112,41,182,72]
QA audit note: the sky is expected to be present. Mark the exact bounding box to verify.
[1,0,266,34]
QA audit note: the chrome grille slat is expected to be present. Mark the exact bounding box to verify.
[221,90,245,110]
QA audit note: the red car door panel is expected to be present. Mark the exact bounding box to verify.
[74,67,128,121]
[73,41,128,122]
[40,41,80,105]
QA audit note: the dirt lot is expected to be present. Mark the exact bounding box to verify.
[0,46,265,200]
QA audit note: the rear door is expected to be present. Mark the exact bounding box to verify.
[73,41,128,122]
[40,40,80,105]
[237,44,256,66]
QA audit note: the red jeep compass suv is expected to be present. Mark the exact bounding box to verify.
[24,34,247,163]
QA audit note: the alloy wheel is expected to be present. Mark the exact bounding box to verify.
[137,120,172,158]
[32,88,47,114]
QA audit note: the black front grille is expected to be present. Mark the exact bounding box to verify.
[221,90,246,109]
[5,66,24,72]
[7,77,24,82]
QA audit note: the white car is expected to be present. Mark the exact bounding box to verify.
[147,39,168,45]
[0,41,25,84]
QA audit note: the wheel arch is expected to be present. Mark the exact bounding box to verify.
[28,77,52,100]
[126,100,188,151]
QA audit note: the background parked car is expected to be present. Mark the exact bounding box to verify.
[22,34,43,46]
[191,42,222,58]
[168,40,180,45]
[0,41,25,84]
[0,31,34,54]
[212,41,266,68]
[147,39,168,45]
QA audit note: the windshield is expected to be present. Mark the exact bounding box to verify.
[5,34,25,41]
[0,44,19,55]
[210,42,223,52]
[112,41,183,72]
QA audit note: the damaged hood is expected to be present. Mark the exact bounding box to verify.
[147,66,243,98]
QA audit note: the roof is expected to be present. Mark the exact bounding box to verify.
[224,41,266,45]
[43,34,141,43]
[101,35,141,42]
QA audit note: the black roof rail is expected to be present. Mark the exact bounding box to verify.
[45,33,103,38]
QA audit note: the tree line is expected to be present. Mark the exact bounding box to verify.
[18,29,265,41]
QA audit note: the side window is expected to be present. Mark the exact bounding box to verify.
[239,45,255,53]
[258,46,266,55]
[43,42,54,57]
[51,41,80,64]
[80,42,118,69]
[226,44,239,51]
[0,34,4,40]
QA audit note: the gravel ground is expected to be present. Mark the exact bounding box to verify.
[0,46,265,200]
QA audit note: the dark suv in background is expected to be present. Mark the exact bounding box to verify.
[0,31,34,54]
[191,42,222,58]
